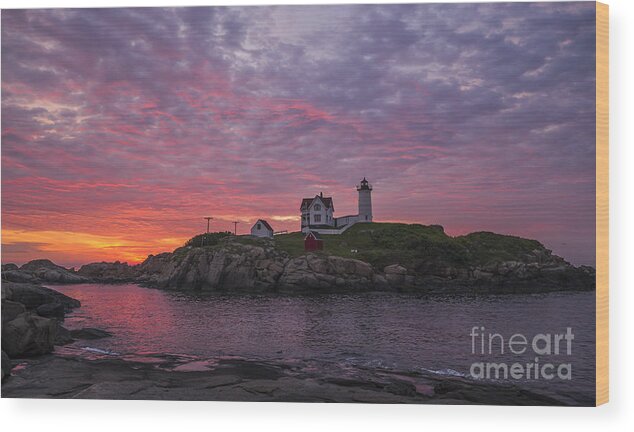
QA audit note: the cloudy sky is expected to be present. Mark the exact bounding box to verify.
[1,2,596,267]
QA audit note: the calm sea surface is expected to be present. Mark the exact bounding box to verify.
[50,283,595,403]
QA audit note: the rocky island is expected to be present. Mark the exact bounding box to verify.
[3,223,595,294]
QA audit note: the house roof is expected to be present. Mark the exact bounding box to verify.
[300,195,334,211]
[253,219,273,232]
[300,198,313,210]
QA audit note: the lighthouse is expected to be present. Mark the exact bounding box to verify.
[357,177,373,222]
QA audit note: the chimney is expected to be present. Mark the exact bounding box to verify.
[320,192,323,198]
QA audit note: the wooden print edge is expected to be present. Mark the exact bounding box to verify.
[595,1,609,407]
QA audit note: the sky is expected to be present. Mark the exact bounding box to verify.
[1,3,596,268]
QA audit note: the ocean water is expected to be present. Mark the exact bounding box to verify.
[50,283,596,403]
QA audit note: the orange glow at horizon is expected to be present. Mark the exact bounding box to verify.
[1,228,188,266]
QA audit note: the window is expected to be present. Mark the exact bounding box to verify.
[257,223,261,230]
[314,204,321,211]
[314,214,322,223]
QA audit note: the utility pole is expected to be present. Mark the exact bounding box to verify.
[232,221,239,236]
[202,216,213,247]
[204,217,213,233]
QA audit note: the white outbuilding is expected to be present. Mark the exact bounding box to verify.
[250,219,274,238]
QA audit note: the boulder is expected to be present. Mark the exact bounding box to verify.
[1,269,41,284]
[1,282,56,309]
[2,300,26,324]
[54,324,74,345]
[384,264,409,286]
[384,264,407,275]
[2,282,80,311]
[2,312,57,357]
[70,328,112,340]
[36,302,66,320]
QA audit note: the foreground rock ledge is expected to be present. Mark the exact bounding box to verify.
[1,355,590,405]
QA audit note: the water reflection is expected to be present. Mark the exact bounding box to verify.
[51,284,595,400]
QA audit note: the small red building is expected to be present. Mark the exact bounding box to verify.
[304,231,324,251]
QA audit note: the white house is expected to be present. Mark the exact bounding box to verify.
[251,219,274,238]
[300,192,335,230]
[300,178,373,235]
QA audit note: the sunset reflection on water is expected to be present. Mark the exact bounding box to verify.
[51,283,596,401]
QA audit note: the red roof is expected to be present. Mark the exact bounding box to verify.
[304,231,322,240]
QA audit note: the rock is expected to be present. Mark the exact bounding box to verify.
[384,264,409,286]
[78,261,139,282]
[70,328,112,340]
[54,324,74,345]
[383,380,418,397]
[137,241,291,291]
[1,269,41,284]
[19,259,64,272]
[5,259,90,284]
[2,282,80,311]
[2,312,57,357]
[384,264,407,275]
[33,268,88,284]
[1,263,19,271]
[0,285,9,300]
[2,282,56,309]
[372,274,389,289]
[36,302,66,320]
[473,269,494,280]
[1,282,78,355]
[2,300,26,324]
[277,255,377,291]
[1,350,11,381]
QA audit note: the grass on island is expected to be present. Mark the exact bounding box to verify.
[196,222,545,272]
[272,223,543,270]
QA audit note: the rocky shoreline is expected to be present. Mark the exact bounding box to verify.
[132,237,595,294]
[2,348,588,405]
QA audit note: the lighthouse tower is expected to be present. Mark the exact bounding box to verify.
[357,177,373,222]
